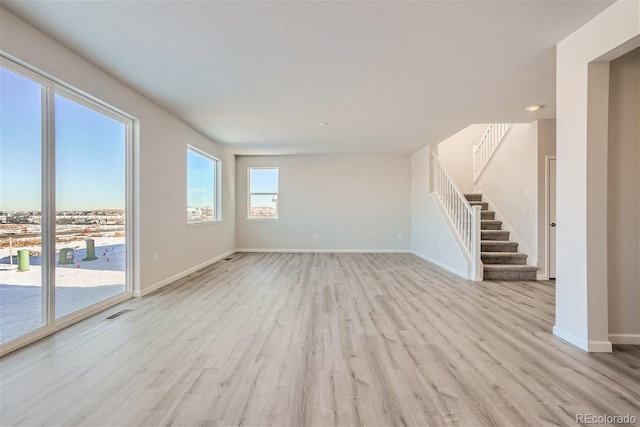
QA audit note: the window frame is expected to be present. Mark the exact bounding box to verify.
[186,145,221,225]
[247,167,279,220]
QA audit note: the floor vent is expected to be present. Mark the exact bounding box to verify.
[105,309,132,320]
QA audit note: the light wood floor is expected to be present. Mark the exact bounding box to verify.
[1,253,638,426]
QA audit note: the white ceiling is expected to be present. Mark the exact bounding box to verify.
[3,1,613,154]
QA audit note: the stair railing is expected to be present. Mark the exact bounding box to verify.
[432,153,482,281]
[473,123,513,184]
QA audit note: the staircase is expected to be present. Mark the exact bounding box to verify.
[464,193,537,281]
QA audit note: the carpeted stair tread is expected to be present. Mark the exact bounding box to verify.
[483,264,538,271]
[481,241,518,252]
[464,193,483,202]
[481,230,510,240]
[481,220,502,230]
[481,210,495,220]
[483,264,538,280]
[481,252,528,265]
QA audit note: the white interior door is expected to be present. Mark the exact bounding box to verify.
[549,158,557,279]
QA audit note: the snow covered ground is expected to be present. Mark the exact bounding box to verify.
[0,236,127,344]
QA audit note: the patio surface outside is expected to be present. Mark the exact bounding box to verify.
[0,237,125,344]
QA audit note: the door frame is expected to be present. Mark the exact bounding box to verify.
[545,155,557,280]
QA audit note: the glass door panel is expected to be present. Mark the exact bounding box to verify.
[54,94,127,319]
[0,67,45,344]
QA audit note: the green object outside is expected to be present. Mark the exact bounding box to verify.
[83,239,98,261]
[17,249,30,271]
[59,248,74,265]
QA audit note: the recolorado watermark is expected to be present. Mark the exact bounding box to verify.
[576,413,637,425]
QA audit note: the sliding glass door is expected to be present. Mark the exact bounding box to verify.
[0,67,45,344]
[0,57,133,351]
[54,93,128,320]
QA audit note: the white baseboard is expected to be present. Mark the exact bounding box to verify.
[135,250,236,297]
[235,248,411,253]
[537,273,550,280]
[411,250,467,280]
[587,340,613,352]
[553,325,612,352]
[553,326,588,350]
[609,334,640,345]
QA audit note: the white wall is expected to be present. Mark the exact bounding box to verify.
[607,48,640,342]
[411,146,468,278]
[474,123,539,268]
[555,0,639,351]
[236,155,411,251]
[0,9,236,295]
[436,124,487,193]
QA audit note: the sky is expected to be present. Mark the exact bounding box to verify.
[250,168,278,208]
[1,67,126,211]
[249,168,278,193]
[187,148,215,208]
[1,66,276,213]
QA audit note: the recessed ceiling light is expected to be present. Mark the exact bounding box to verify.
[526,105,543,111]
[318,122,328,127]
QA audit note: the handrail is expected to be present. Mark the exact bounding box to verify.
[432,153,482,280]
[473,123,513,184]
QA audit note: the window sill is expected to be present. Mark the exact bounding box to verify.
[246,217,279,221]
[187,220,223,226]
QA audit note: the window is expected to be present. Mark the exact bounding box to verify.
[187,146,220,223]
[248,167,278,219]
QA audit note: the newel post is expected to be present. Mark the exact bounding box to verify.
[470,205,483,281]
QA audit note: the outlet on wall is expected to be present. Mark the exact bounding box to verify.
[311,233,320,239]
[397,233,402,239]
[153,253,158,263]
